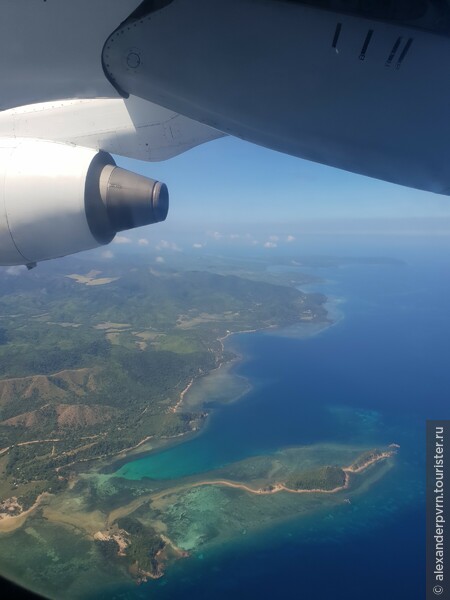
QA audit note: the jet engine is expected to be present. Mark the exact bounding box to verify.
[0,138,168,266]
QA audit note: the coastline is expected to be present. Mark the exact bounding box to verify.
[0,306,334,532]
[170,378,195,413]
[182,314,331,412]
[0,492,50,533]
[100,447,395,530]
[145,449,394,503]
[83,312,334,475]
[84,327,261,472]
[0,439,396,587]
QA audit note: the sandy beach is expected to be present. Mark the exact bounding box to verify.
[0,492,50,533]
[146,449,394,507]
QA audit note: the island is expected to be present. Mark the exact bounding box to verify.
[53,445,396,583]
[0,253,397,598]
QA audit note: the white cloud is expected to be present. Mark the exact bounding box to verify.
[229,233,240,239]
[193,243,204,249]
[251,240,259,245]
[264,241,277,249]
[138,238,149,246]
[269,235,279,242]
[155,256,165,263]
[101,250,114,259]
[207,231,223,240]
[156,240,181,251]
[286,235,296,243]
[114,235,132,244]
[5,265,26,276]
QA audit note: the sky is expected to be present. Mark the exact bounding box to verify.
[3,133,450,277]
[115,135,450,238]
[3,133,445,278]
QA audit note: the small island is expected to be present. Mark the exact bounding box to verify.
[88,446,395,581]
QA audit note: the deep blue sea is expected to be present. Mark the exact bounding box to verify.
[101,239,450,600]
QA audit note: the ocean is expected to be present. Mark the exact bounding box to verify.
[97,239,450,600]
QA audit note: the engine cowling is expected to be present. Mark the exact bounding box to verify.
[0,138,168,266]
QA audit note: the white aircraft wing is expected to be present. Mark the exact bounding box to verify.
[0,96,223,163]
[0,1,222,160]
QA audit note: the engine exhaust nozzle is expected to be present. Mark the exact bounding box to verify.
[100,164,169,232]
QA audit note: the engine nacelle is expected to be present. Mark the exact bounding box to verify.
[0,138,168,266]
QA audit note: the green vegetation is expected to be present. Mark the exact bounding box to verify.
[351,449,385,471]
[116,517,164,577]
[285,466,346,491]
[0,256,327,510]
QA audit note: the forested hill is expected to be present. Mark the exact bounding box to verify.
[0,256,327,509]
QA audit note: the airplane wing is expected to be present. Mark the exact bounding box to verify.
[0,96,223,163]
[0,0,448,267]
[101,0,450,196]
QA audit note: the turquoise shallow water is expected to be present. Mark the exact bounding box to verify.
[104,245,450,599]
